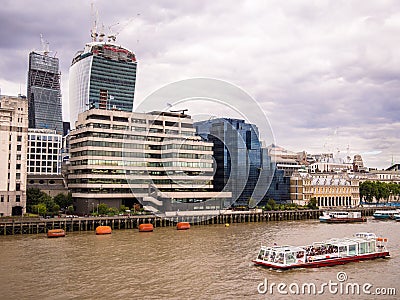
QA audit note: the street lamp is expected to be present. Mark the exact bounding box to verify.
[97,203,99,215]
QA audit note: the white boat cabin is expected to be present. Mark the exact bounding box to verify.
[256,233,386,266]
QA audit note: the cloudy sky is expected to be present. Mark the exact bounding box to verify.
[0,0,399,169]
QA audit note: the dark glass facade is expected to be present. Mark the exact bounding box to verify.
[69,42,137,128]
[27,52,63,134]
[195,118,270,206]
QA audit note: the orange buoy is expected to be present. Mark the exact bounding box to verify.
[177,222,190,230]
[95,226,112,235]
[139,223,154,232]
[47,229,66,238]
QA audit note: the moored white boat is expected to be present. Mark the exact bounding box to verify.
[394,214,400,222]
[373,210,400,220]
[253,232,389,270]
[319,211,366,223]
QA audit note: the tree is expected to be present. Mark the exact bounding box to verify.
[377,182,390,202]
[26,188,44,213]
[264,199,276,211]
[97,203,109,215]
[108,207,119,216]
[53,193,73,210]
[32,203,47,216]
[307,197,318,209]
[67,205,74,214]
[360,181,375,202]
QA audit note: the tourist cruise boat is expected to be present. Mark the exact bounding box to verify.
[372,210,400,220]
[253,232,389,270]
[319,211,366,223]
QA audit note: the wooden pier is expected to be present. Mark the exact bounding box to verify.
[0,207,379,236]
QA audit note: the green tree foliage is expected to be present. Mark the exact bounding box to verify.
[97,203,109,215]
[32,203,47,216]
[26,188,43,212]
[108,207,119,216]
[53,193,73,210]
[360,181,400,203]
[359,181,375,202]
[307,197,318,209]
[26,188,61,215]
[67,205,74,214]
[264,199,277,211]
[119,205,128,213]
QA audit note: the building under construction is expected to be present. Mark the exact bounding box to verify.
[27,51,63,134]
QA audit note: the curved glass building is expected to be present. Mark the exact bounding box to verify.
[69,41,137,128]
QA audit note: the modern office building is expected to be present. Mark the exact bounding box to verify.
[195,118,270,207]
[69,39,137,128]
[27,128,62,175]
[0,95,28,216]
[27,52,63,134]
[290,172,360,207]
[68,109,231,214]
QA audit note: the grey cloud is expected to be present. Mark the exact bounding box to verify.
[0,0,399,169]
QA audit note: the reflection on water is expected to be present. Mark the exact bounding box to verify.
[0,219,398,299]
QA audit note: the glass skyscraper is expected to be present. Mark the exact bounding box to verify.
[69,41,137,128]
[27,52,63,134]
[195,118,270,207]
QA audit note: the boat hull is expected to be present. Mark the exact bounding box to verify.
[253,251,390,270]
[321,217,367,223]
[373,215,393,220]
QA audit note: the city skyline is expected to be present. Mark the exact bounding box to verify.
[0,0,399,169]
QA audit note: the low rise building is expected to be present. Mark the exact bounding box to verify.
[0,95,28,216]
[290,172,360,207]
[68,109,231,214]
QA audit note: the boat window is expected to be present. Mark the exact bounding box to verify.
[268,251,276,262]
[275,253,284,264]
[285,253,296,264]
[258,249,265,260]
[369,241,376,252]
[359,242,368,254]
[348,244,357,256]
[338,246,347,257]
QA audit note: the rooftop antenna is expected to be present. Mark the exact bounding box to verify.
[40,34,50,56]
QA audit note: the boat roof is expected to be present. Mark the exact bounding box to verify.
[262,245,305,252]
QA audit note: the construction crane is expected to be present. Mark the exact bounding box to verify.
[107,13,140,42]
[39,34,50,56]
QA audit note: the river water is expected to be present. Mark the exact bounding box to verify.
[0,218,398,299]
